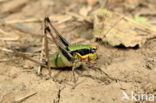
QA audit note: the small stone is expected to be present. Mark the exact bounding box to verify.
[20,83,26,90]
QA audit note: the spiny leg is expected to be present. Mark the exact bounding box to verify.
[44,26,73,62]
[44,27,51,77]
[44,17,70,47]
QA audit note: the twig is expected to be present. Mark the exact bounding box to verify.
[0,47,13,53]
[0,27,22,41]
[0,58,11,62]
[0,36,21,41]
[0,47,37,55]
[0,2,27,18]
[0,0,12,3]
[5,18,43,24]
[3,15,72,24]
[53,87,65,103]
[38,37,45,75]
[14,92,37,103]
[8,24,43,38]
[66,11,91,22]
[0,28,10,35]
[37,20,46,75]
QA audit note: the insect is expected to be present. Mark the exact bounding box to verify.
[13,17,97,76]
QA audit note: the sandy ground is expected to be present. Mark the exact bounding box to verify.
[0,0,156,103]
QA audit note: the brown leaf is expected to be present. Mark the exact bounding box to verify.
[93,9,156,48]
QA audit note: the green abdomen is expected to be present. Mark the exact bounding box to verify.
[49,52,72,68]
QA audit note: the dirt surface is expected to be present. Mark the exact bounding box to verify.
[0,0,156,103]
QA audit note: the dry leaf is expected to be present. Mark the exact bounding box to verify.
[93,9,156,47]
